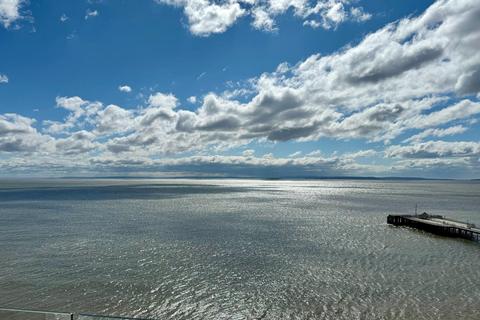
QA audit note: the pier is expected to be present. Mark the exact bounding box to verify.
[387,212,480,241]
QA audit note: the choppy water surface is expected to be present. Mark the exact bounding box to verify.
[0,179,479,320]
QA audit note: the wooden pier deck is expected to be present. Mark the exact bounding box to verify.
[387,213,480,241]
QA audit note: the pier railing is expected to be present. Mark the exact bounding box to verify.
[0,308,155,320]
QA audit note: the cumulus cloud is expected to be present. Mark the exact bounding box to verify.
[0,0,23,28]
[185,0,245,36]
[409,100,480,129]
[242,149,255,157]
[55,131,97,155]
[385,139,480,178]
[252,7,276,31]
[44,96,102,134]
[148,92,178,109]
[0,74,8,83]
[455,66,480,95]
[386,141,480,159]
[118,85,132,93]
[56,96,88,114]
[350,7,371,22]
[155,0,371,36]
[403,125,468,143]
[95,104,134,134]
[1,0,480,178]
[307,150,322,157]
[0,114,52,153]
[288,151,302,157]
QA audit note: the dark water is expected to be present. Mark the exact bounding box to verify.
[0,179,479,319]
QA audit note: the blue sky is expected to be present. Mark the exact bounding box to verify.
[0,0,479,178]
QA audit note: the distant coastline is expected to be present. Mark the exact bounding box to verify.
[55,175,462,181]
[2,175,479,182]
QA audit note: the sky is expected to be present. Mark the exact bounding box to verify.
[0,0,479,179]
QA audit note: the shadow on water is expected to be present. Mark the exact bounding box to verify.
[0,184,261,202]
[387,224,480,247]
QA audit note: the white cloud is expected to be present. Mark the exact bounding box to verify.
[55,131,97,155]
[344,149,377,159]
[148,92,178,109]
[303,19,321,29]
[60,13,69,22]
[85,9,99,20]
[95,104,134,134]
[0,0,23,28]
[403,125,468,143]
[0,74,8,83]
[386,141,480,159]
[185,0,245,36]
[196,72,207,80]
[44,96,102,134]
[409,100,480,130]
[118,85,132,93]
[307,150,322,156]
[155,0,371,36]
[384,140,480,178]
[455,66,480,95]
[350,7,371,22]
[252,7,277,31]
[0,113,53,153]
[242,149,255,157]
[187,96,197,104]
[323,1,346,28]
[56,96,88,113]
[288,151,302,157]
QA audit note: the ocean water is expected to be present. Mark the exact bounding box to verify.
[0,179,479,320]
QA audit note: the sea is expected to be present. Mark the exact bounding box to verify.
[0,179,479,320]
